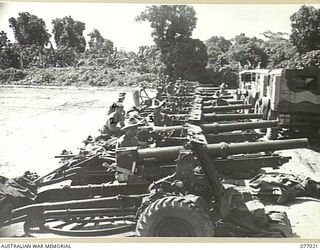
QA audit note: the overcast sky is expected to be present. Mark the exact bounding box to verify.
[0,2,319,52]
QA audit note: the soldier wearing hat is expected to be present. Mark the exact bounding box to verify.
[107,102,122,115]
[132,85,150,108]
[149,99,166,126]
[116,117,143,148]
[166,81,175,96]
[155,86,164,101]
[215,82,229,97]
[118,92,126,103]
[101,103,125,136]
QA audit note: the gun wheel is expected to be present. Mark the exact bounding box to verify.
[24,215,136,237]
[136,195,214,237]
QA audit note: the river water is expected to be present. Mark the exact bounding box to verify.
[0,86,137,178]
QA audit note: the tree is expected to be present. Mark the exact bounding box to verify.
[87,29,114,56]
[172,37,208,80]
[227,33,268,69]
[206,36,232,69]
[52,16,86,53]
[261,30,298,68]
[290,5,320,53]
[8,12,50,47]
[0,30,11,48]
[136,5,206,80]
[137,45,163,74]
[0,31,20,69]
[289,49,320,68]
[88,29,104,48]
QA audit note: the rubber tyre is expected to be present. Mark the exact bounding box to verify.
[136,195,214,237]
[266,110,279,140]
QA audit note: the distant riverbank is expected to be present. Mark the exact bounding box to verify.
[0,66,158,88]
[0,83,134,91]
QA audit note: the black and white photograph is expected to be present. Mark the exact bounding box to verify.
[0,2,320,239]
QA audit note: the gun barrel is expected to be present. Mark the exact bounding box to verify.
[199,95,234,101]
[207,138,309,156]
[151,120,278,134]
[227,100,244,105]
[201,120,278,133]
[202,104,253,113]
[201,100,243,106]
[203,113,263,122]
[137,138,308,163]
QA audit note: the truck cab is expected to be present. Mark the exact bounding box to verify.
[268,68,320,133]
[238,69,270,107]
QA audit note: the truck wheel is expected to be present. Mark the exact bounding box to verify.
[136,195,214,237]
[266,110,279,140]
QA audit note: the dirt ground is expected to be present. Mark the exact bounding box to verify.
[0,86,319,239]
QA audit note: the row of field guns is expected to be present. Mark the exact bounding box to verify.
[2,81,309,237]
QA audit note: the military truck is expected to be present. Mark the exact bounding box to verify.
[237,68,320,139]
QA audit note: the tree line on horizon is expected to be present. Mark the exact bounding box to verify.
[0,4,319,86]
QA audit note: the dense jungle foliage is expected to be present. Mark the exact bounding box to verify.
[0,5,319,87]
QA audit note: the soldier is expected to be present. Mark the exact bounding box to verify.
[107,102,118,115]
[118,92,126,103]
[116,117,143,148]
[155,86,164,101]
[107,99,127,115]
[101,103,125,136]
[215,83,228,97]
[132,85,150,107]
[166,81,175,96]
[149,99,166,126]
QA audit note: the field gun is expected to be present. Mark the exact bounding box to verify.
[116,133,307,182]
[202,113,262,122]
[161,112,263,126]
[150,120,278,135]
[138,121,277,146]
[202,104,254,113]
[128,138,307,166]
[200,99,244,106]
[0,135,308,237]
[2,194,144,237]
[200,94,234,99]
[161,100,250,115]
[134,135,306,237]
[160,131,265,146]
[196,86,220,91]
